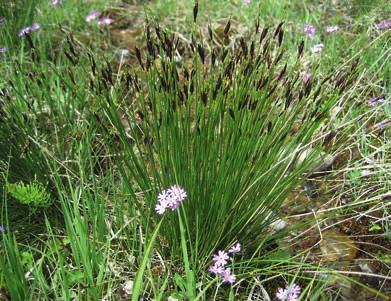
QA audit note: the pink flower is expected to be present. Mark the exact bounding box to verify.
[208,264,224,275]
[157,189,170,203]
[155,202,167,215]
[276,283,301,301]
[221,268,236,284]
[18,23,40,37]
[326,25,339,33]
[212,250,229,267]
[228,242,241,254]
[86,11,101,23]
[300,70,310,83]
[51,0,62,5]
[155,185,187,214]
[168,185,187,202]
[18,26,31,36]
[377,19,391,30]
[30,23,40,31]
[243,0,251,5]
[0,47,6,53]
[98,17,114,25]
[303,24,316,38]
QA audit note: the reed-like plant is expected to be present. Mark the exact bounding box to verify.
[102,21,357,279]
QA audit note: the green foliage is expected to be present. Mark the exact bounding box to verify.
[0,0,389,299]
[0,234,30,300]
[6,178,51,209]
[105,22,349,264]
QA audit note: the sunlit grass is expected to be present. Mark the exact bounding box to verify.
[0,0,390,300]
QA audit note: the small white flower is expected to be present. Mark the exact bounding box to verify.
[123,280,133,295]
[86,11,101,23]
[326,25,339,33]
[97,17,114,26]
[312,43,324,54]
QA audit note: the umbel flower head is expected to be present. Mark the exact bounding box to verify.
[212,250,229,267]
[208,243,241,284]
[276,283,301,301]
[376,19,391,30]
[228,242,241,254]
[18,23,40,37]
[303,24,316,38]
[155,185,187,215]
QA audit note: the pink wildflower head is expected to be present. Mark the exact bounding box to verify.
[276,283,301,301]
[18,26,30,37]
[326,25,339,33]
[155,201,168,215]
[212,250,229,267]
[243,0,251,5]
[51,0,62,5]
[98,17,114,26]
[86,11,101,23]
[0,47,6,53]
[30,23,40,31]
[208,264,224,275]
[377,19,391,30]
[303,24,316,38]
[300,70,310,83]
[155,184,187,214]
[18,23,40,37]
[167,185,187,210]
[228,242,241,254]
[221,268,236,284]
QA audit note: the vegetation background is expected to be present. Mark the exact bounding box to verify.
[0,0,390,300]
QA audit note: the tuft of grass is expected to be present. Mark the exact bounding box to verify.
[0,0,389,299]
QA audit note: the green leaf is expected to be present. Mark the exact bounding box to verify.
[174,273,186,292]
[266,249,292,261]
[132,219,164,301]
[369,224,382,232]
[67,271,85,285]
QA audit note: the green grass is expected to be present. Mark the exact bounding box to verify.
[0,0,390,300]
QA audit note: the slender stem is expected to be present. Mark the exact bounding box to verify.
[132,218,164,301]
[178,211,196,300]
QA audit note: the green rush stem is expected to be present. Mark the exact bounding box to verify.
[132,218,164,301]
[178,210,196,300]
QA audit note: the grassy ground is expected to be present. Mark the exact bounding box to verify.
[0,0,390,300]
